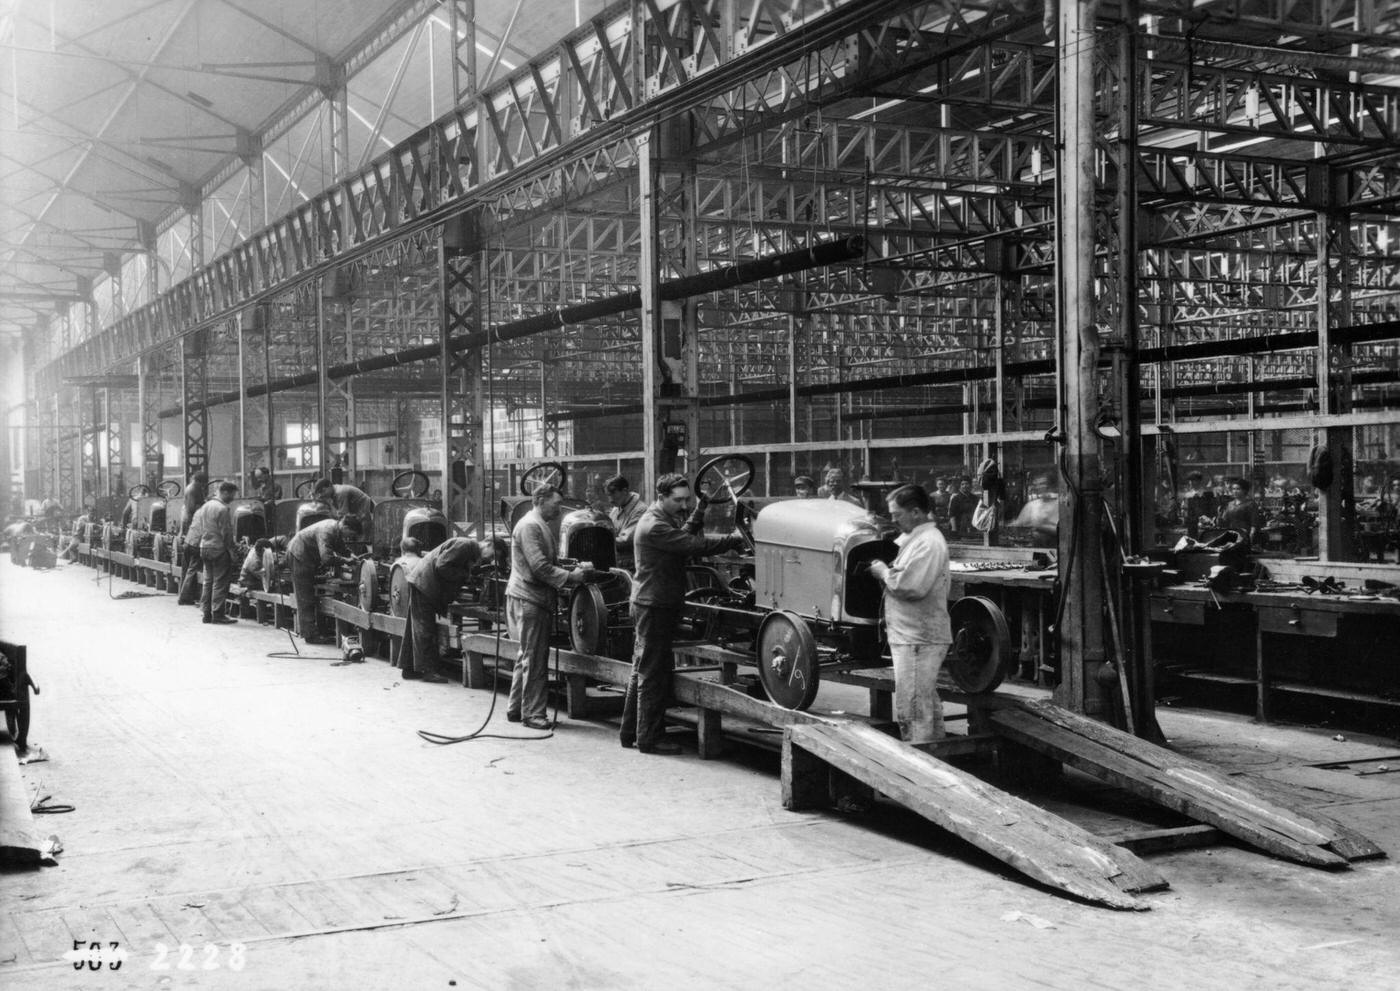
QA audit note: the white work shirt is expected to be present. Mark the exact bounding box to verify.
[880,520,952,646]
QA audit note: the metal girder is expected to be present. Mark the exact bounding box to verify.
[1136,151,1400,215]
[39,0,1030,391]
[1141,0,1399,47]
[1139,60,1400,150]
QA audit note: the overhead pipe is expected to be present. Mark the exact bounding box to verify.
[158,237,866,418]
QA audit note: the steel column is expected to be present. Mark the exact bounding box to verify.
[180,333,209,478]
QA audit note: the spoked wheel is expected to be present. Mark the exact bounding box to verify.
[694,454,754,504]
[391,470,430,498]
[156,480,183,500]
[569,583,609,655]
[947,596,1012,694]
[262,548,283,593]
[388,562,413,618]
[756,609,820,710]
[520,462,567,496]
[128,484,152,500]
[358,558,382,613]
[295,478,317,499]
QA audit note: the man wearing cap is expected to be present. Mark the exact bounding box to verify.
[188,481,239,625]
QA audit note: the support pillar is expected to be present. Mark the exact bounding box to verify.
[441,213,482,530]
[181,332,209,478]
[1315,166,1356,562]
[1052,0,1110,719]
[638,130,662,489]
[139,353,164,488]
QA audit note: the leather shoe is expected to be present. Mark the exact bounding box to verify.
[210,615,237,625]
[201,615,212,624]
[637,739,682,755]
[521,716,554,731]
[506,712,522,723]
[403,672,449,683]
[619,738,635,749]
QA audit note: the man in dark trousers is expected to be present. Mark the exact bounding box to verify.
[622,473,745,754]
[176,471,208,605]
[504,485,589,729]
[188,481,239,624]
[398,537,483,683]
[285,516,362,644]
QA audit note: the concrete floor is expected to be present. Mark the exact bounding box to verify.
[3,558,1400,991]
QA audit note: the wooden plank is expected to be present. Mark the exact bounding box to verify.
[786,723,1161,910]
[989,707,1360,868]
[835,721,1169,898]
[1007,699,1383,861]
[1102,824,1223,855]
[0,740,45,865]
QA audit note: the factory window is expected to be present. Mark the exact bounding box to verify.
[282,424,320,468]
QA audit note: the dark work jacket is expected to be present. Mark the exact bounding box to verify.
[287,519,352,568]
[408,537,480,612]
[631,502,737,609]
[182,481,207,533]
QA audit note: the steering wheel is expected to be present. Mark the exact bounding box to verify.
[295,478,318,500]
[156,480,183,499]
[128,484,152,500]
[694,454,754,504]
[391,470,430,498]
[521,462,567,497]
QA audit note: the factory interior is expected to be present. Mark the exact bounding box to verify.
[2,0,1400,987]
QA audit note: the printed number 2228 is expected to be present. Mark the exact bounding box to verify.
[151,942,246,971]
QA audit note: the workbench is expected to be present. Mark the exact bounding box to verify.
[1151,582,1400,722]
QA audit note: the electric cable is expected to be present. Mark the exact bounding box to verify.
[266,625,341,661]
[415,625,556,745]
[31,794,75,814]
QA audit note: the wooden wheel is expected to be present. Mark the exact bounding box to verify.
[156,479,183,499]
[295,477,317,499]
[521,462,567,496]
[947,596,1012,694]
[756,610,820,710]
[128,483,151,500]
[358,558,382,613]
[569,583,609,655]
[389,562,413,618]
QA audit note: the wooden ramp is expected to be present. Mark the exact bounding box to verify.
[988,699,1385,869]
[783,722,1166,911]
[0,736,46,867]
